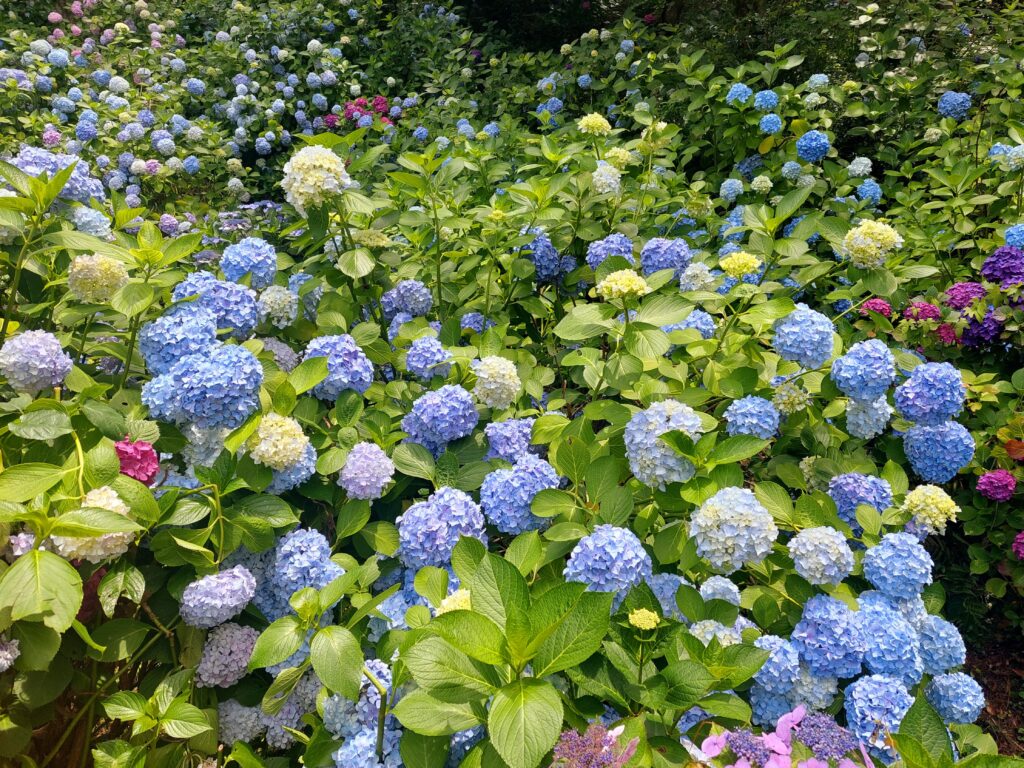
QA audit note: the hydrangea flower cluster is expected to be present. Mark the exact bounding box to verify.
[139,307,218,374]
[624,400,704,489]
[830,339,895,402]
[586,233,633,271]
[381,279,433,319]
[723,396,779,439]
[397,487,487,568]
[180,566,256,628]
[564,525,653,602]
[280,145,352,214]
[68,254,129,303]
[840,220,904,268]
[51,486,136,564]
[0,330,73,394]
[221,237,278,289]
[196,622,259,687]
[901,484,960,535]
[895,362,965,425]
[481,454,561,533]
[405,336,452,379]
[827,472,893,530]
[485,418,537,461]
[596,269,650,300]
[471,356,521,409]
[248,414,310,471]
[303,334,374,400]
[402,385,479,456]
[338,442,395,500]
[639,237,692,275]
[863,532,933,599]
[844,674,913,752]
[903,420,975,483]
[689,487,777,573]
[773,304,834,369]
[791,594,866,678]
[787,527,854,585]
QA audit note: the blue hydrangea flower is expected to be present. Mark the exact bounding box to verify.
[846,396,893,439]
[750,684,794,727]
[773,303,834,368]
[689,487,777,574]
[782,161,803,181]
[720,178,744,202]
[185,78,206,96]
[405,336,452,380]
[180,566,256,628]
[894,362,965,425]
[1004,224,1024,248]
[586,233,633,271]
[791,595,865,678]
[759,113,783,134]
[0,330,73,394]
[381,279,433,320]
[11,145,104,203]
[863,532,933,599]
[844,675,913,752]
[267,443,317,494]
[484,418,537,462]
[460,312,493,334]
[726,83,753,105]
[322,658,393,739]
[830,339,896,402]
[139,307,218,375]
[624,400,704,489]
[917,614,966,675]
[219,700,265,745]
[564,524,653,603]
[663,309,716,340]
[858,608,924,685]
[796,130,830,163]
[723,396,779,439]
[787,527,854,586]
[753,636,800,695]
[808,74,830,91]
[480,454,561,534]
[397,487,487,568]
[303,335,374,400]
[699,576,740,605]
[639,237,692,275]
[332,726,401,768]
[856,179,883,205]
[402,385,479,456]
[648,572,691,622]
[171,272,258,339]
[339,442,395,500]
[926,673,984,724]
[519,226,563,283]
[221,237,278,289]
[272,528,345,607]
[753,89,779,111]
[903,421,975,482]
[938,91,972,121]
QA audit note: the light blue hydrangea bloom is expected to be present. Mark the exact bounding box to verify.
[480,454,561,534]
[723,396,780,439]
[624,400,704,489]
[863,532,933,599]
[830,339,896,402]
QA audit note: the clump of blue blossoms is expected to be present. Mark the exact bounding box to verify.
[753,635,801,694]
[917,614,966,674]
[859,611,924,688]
[796,130,830,163]
[180,565,256,628]
[338,442,395,500]
[303,334,374,400]
[903,420,975,482]
[938,90,972,121]
[270,528,345,610]
[773,303,834,368]
[699,576,741,605]
[787,526,854,586]
[196,622,260,688]
[484,418,537,461]
[846,395,893,439]
[845,676,914,758]
[322,658,394,739]
[926,672,985,724]
[857,179,883,205]
[689,487,777,573]
[624,400,704,489]
[663,309,716,341]
[753,89,779,111]
[791,594,866,678]
[759,113,783,134]
[648,572,691,622]
[723,396,780,439]
[640,237,692,276]
[381,279,433,319]
[139,307,218,375]
[220,237,278,289]
[827,472,893,529]
[480,454,561,534]
[267,443,317,494]
[171,272,259,339]
[0,330,73,395]
[564,524,653,603]
[720,178,743,202]
[726,83,753,105]
[894,361,965,425]
[519,226,565,283]
[401,384,479,456]
[863,532,933,599]
[397,486,487,568]
[830,339,896,402]
[405,335,452,379]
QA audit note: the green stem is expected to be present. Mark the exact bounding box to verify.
[119,315,141,390]
[1,214,41,343]
[364,665,389,761]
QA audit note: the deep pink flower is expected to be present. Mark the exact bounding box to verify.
[978,469,1016,502]
[643,13,656,24]
[936,323,959,345]
[1013,531,1024,560]
[903,301,941,320]
[324,114,339,129]
[115,438,160,485]
[859,297,892,318]
[372,95,388,113]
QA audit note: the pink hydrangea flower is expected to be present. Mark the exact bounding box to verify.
[977,469,1016,502]
[700,734,728,758]
[903,301,941,321]
[859,297,892,318]
[1013,531,1024,560]
[48,11,63,23]
[936,323,959,345]
[115,438,160,485]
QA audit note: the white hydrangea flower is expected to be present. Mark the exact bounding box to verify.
[50,487,135,563]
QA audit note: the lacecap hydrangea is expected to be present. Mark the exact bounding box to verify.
[830,339,896,402]
[397,486,487,568]
[894,362,965,425]
[564,524,653,603]
[480,454,560,534]
[723,396,779,439]
[401,384,479,456]
[903,420,975,482]
[689,487,777,573]
[773,304,834,369]
[624,399,705,489]
[863,532,933,599]
[303,334,374,400]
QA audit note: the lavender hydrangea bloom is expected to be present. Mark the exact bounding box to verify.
[219,700,265,745]
[945,281,986,310]
[405,336,452,379]
[791,595,866,678]
[794,713,859,761]
[830,339,896,402]
[586,233,633,271]
[180,565,256,628]
[484,418,537,461]
[401,385,479,456]
[339,442,395,500]
[261,672,320,749]
[903,420,974,482]
[648,572,691,622]
[773,304,834,368]
[10,144,105,202]
[0,330,73,394]
[863,532,933,599]
[220,237,278,289]
[381,279,433,319]
[322,658,394,738]
[723,396,779,439]
[397,487,487,568]
[303,334,374,400]
[639,237,692,276]
[139,307,218,375]
[480,454,561,533]
[196,622,259,687]
[272,529,345,607]
[827,472,893,530]
[981,245,1024,286]
[894,362,965,425]
[564,524,653,603]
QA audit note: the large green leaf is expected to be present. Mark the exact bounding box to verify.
[469,553,530,630]
[488,679,563,768]
[310,626,363,699]
[429,610,509,666]
[0,549,83,632]
[0,463,66,502]
[531,591,613,676]
[403,636,500,703]
[392,689,485,736]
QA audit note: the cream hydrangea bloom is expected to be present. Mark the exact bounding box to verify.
[280,145,352,215]
[248,413,310,470]
[472,356,521,410]
[841,220,903,268]
[68,254,129,303]
[436,589,471,615]
[577,113,612,136]
[51,487,136,563]
[901,484,960,535]
[597,269,650,301]
[720,251,762,278]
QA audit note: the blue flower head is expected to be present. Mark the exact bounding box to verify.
[624,400,704,489]
[726,83,753,105]
[753,89,779,111]
[858,608,923,685]
[723,396,779,439]
[397,487,487,568]
[689,487,777,573]
[845,675,913,752]
[863,532,933,599]
[139,306,219,375]
[917,614,966,675]
[180,566,256,628]
[830,339,896,402]
[903,421,974,482]
[791,594,865,678]
[484,418,537,462]
[381,279,433,320]
[405,336,452,380]
[894,362,965,425]
[856,179,883,205]
[759,113,783,135]
[938,91,971,121]
[926,673,984,724]
[401,385,479,456]
[518,226,564,283]
[640,237,692,275]
[480,454,561,534]
[564,524,653,603]
[773,303,834,368]
[303,335,374,400]
[796,130,830,163]
[586,233,633,271]
[221,237,278,289]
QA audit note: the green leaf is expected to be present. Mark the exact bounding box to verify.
[160,699,212,739]
[248,616,306,670]
[103,691,149,721]
[392,442,436,481]
[392,690,485,736]
[310,626,363,699]
[414,566,451,608]
[707,435,769,465]
[287,356,330,395]
[403,636,500,703]
[9,410,73,440]
[531,591,613,676]
[0,549,83,632]
[553,437,590,486]
[900,696,954,763]
[488,679,563,768]
[530,488,576,518]
[469,553,530,630]
[111,282,155,318]
[10,621,61,670]
[505,531,544,576]
[553,303,617,341]
[400,731,450,768]
[50,507,143,537]
[98,561,145,618]
[0,463,66,502]
[429,610,509,665]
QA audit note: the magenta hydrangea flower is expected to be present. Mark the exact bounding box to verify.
[115,438,160,485]
[977,469,1016,502]
[903,302,941,321]
[859,298,892,318]
[1013,531,1024,560]
[944,282,986,310]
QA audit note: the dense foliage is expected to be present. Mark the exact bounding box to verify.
[2,1,1024,768]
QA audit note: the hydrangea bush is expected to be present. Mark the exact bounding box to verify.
[2,2,1024,768]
